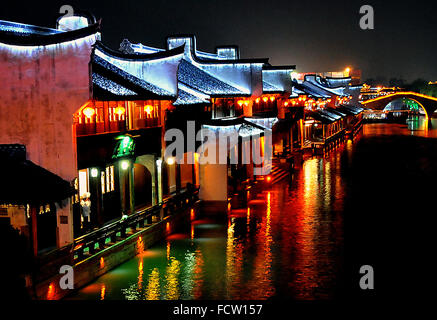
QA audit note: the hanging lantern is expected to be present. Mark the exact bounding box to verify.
[115,106,126,116]
[144,105,153,115]
[82,106,95,118]
[284,101,289,107]
[244,100,249,107]
[263,97,268,102]
[237,100,244,107]
[270,96,275,102]
[255,98,260,103]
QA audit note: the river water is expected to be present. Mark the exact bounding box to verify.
[68,117,437,300]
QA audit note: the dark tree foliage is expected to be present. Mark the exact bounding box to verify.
[404,79,437,97]
[364,77,437,98]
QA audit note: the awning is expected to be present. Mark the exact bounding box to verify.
[0,145,76,206]
[317,109,343,121]
[307,110,337,124]
[325,107,347,118]
[202,116,269,138]
[342,104,364,114]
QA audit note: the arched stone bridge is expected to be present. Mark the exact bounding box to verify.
[361,91,437,120]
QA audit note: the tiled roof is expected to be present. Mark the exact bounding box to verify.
[178,60,245,96]
[92,54,174,98]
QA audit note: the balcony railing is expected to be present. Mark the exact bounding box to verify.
[31,187,199,284]
[75,100,161,137]
[72,187,199,263]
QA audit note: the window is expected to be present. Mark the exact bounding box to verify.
[101,171,106,194]
[103,165,115,194]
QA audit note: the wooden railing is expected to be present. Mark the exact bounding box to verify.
[72,187,199,263]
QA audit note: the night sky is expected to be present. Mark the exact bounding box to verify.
[1,0,437,82]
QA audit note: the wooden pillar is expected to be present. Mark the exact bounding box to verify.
[89,169,103,228]
[190,152,196,186]
[176,163,181,193]
[96,169,104,226]
[151,156,158,206]
[156,159,163,203]
[31,205,38,256]
[129,161,135,214]
[119,163,126,214]
[299,119,304,148]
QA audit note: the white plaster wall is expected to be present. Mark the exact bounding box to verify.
[0,33,99,246]
[262,69,293,93]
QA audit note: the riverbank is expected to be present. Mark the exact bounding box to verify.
[36,199,201,300]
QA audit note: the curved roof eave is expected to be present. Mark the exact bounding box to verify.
[0,21,101,46]
[93,41,185,61]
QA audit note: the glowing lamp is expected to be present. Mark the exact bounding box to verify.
[255,98,260,103]
[120,160,129,170]
[263,97,268,102]
[115,106,126,116]
[244,100,249,106]
[266,175,272,182]
[284,101,289,106]
[90,168,98,178]
[166,157,175,165]
[270,96,275,102]
[144,105,153,114]
[83,106,95,118]
[237,100,244,107]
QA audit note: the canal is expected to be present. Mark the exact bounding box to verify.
[68,118,437,300]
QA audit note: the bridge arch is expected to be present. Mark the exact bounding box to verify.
[382,97,428,118]
[361,92,437,121]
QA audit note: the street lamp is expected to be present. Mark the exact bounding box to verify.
[120,160,129,170]
[90,168,98,178]
[166,157,175,165]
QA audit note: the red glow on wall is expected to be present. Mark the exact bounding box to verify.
[47,283,55,300]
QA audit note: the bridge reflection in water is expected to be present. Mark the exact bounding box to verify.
[69,117,437,300]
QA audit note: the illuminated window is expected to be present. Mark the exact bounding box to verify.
[78,169,89,198]
[101,171,106,194]
[110,166,115,191]
[104,165,115,193]
[105,166,110,191]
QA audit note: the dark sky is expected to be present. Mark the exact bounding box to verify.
[1,0,437,82]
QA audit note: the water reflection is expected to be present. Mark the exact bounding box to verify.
[70,119,437,300]
[164,257,181,300]
[145,268,160,300]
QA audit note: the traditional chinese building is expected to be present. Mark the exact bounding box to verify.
[0,14,101,251]
[0,11,363,265]
[123,36,303,210]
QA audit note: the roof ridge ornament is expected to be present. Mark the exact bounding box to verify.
[119,38,135,54]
